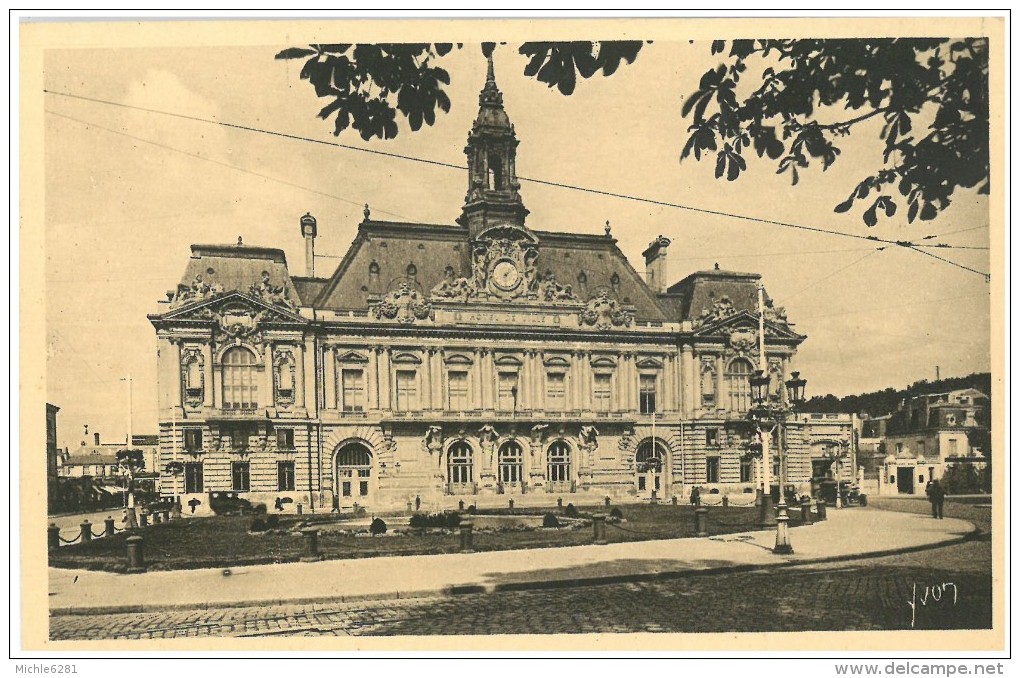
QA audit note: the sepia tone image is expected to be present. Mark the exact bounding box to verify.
[24,17,1003,650]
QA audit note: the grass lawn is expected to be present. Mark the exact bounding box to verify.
[49,503,769,573]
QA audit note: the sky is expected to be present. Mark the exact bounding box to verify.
[40,31,992,451]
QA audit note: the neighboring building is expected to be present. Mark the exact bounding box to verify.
[46,404,60,512]
[58,431,160,481]
[149,58,852,511]
[875,389,990,496]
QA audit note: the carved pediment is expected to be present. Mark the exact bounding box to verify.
[159,292,306,342]
[337,350,369,364]
[371,282,433,323]
[692,310,802,341]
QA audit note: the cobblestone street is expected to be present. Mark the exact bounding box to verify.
[49,499,992,640]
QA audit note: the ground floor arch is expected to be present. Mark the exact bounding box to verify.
[334,441,374,505]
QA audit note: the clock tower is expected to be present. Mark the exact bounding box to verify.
[457,53,529,239]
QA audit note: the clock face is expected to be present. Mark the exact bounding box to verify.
[491,259,522,290]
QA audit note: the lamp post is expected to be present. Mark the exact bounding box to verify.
[749,369,806,555]
[824,440,850,508]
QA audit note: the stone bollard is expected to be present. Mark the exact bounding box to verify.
[139,511,149,528]
[170,502,182,521]
[296,503,303,515]
[125,535,147,573]
[459,520,474,553]
[458,500,465,511]
[556,497,563,511]
[508,498,514,509]
[695,507,709,537]
[671,496,678,506]
[152,511,163,524]
[816,500,827,521]
[48,524,59,551]
[592,514,607,545]
[105,517,116,538]
[800,496,813,525]
[300,528,323,562]
[722,496,730,508]
[80,520,93,542]
[407,501,413,513]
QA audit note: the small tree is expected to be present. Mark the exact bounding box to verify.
[116,449,145,508]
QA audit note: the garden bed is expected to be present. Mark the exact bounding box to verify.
[49,503,765,573]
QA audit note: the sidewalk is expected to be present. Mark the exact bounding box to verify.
[49,508,976,615]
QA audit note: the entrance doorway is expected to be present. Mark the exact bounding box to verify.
[335,443,373,505]
[636,440,666,500]
[896,466,915,494]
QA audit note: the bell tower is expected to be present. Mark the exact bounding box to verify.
[457,53,529,238]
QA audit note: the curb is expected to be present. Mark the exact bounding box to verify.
[49,523,981,617]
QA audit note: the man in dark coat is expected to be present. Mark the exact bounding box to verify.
[928,480,946,519]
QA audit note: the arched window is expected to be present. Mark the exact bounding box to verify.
[335,443,372,499]
[447,441,474,485]
[547,441,571,483]
[726,359,753,413]
[185,358,202,391]
[222,347,259,410]
[498,441,523,484]
[275,355,295,397]
[635,440,664,473]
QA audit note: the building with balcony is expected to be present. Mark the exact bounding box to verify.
[150,57,852,511]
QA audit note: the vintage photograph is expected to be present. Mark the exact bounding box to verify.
[22,15,1003,652]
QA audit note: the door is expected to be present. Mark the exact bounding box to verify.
[335,443,373,506]
[636,440,664,500]
[896,467,915,494]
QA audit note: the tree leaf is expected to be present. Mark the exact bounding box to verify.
[275,47,318,60]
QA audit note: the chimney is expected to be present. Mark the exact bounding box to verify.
[94,432,100,446]
[300,212,317,277]
[642,235,671,293]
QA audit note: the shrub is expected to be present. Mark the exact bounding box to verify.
[467,504,478,515]
[609,506,623,520]
[370,517,387,535]
[542,513,560,528]
[352,504,368,518]
[253,503,268,516]
[248,517,267,532]
[564,503,579,518]
[709,488,720,494]
[266,514,280,529]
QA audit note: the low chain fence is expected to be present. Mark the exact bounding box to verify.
[48,508,181,549]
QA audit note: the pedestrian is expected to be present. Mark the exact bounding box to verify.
[928,480,946,519]
[690,486,701,506]
[415,494,421,512]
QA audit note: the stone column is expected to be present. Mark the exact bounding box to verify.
[421,347,432,410]
[432,350,443,409]
[472,350,483,408]
[482,349,494,411]
[378,347,391,411]
[323,345,337,411]
[367,346,379,410]
[681,346,694,417]
[715,354,726,414]
[301,338,314,411]
[665,354,677,412]
[203,341,215,408]
[263,343,275,408]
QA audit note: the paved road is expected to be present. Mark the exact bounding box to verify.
[49,498,992,640]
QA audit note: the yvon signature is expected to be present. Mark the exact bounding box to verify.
[908,581,958,628]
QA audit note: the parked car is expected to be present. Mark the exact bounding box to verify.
[208,491,253,516]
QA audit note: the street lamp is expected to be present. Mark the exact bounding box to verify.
[749,369,807,555]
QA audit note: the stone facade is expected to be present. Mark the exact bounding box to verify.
[150,57,853,512]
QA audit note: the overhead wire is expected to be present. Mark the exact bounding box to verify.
[43,88,990,280]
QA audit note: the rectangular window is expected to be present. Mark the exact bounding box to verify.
[593,373,612,412]
[706,428,719,447]
[341,369,365,412]
[230,427,249,450]
[497,372,519,411]
[948,439,959,456]
[231,461,250,492]
[706,457,720,483]
[184,462,204,493]
[183,428,203,452]
[740,458,754,483]
[276,428,295,450]
[277,461,295,491]
[395,370,417,411]
[639,374,657,414]
[342,481,352,497]
[448,370,469,410]
[546,372,566,409]
[360,481,369,497]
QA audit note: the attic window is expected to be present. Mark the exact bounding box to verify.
[369,261,380,286]
[453,244,461,251]
[564,252,571,259]
[407,263,417,277]
[418,244,425,250]
[610,272,621,294]
[577,272,587,285]
[379,242,388,248]
[206,267,216,276]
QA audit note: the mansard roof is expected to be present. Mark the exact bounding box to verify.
[311,219,671,322]
[661,266,770,322]
[174,242,304,304]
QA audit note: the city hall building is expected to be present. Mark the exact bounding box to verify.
[151,61,853,512]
